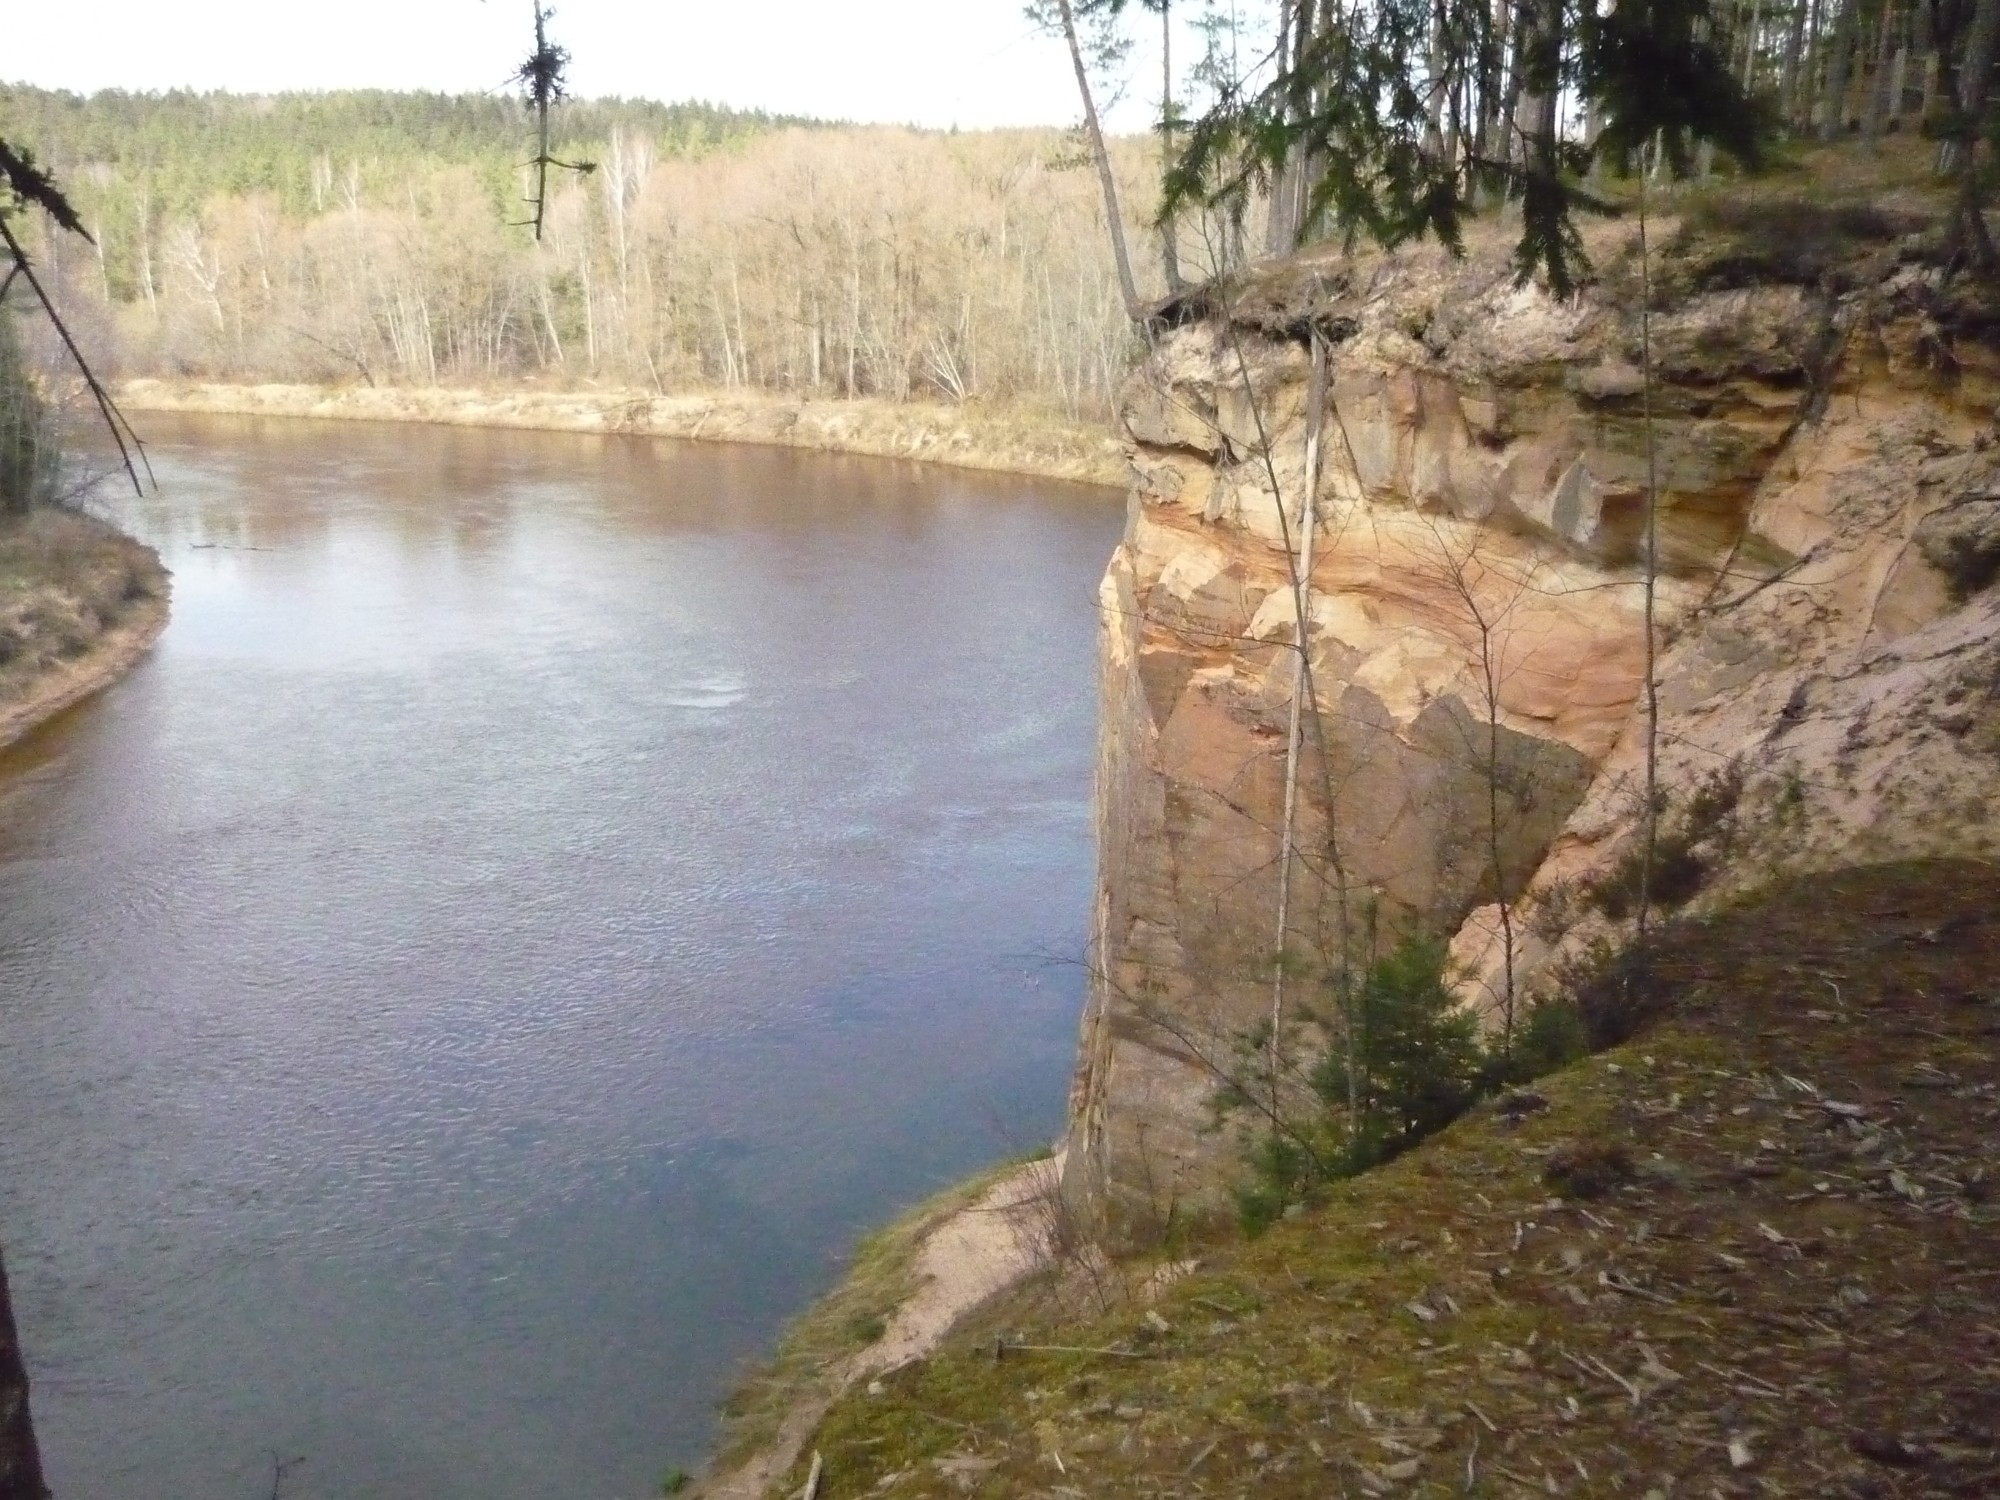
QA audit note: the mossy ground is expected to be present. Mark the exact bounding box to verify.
[791,861,1999,1498]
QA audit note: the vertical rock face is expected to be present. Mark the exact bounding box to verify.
[1064,219,2000,1236]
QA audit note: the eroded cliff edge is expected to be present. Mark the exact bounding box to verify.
[1064,201,2000,1233]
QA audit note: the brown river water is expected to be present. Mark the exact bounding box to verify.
[0,413,1121,1499]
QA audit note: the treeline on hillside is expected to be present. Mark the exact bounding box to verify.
[1151,0,2000,274]
[0,87,813,218]
[13,0,1993,427]
[1,88,1169,418]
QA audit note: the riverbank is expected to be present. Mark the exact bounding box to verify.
[781,861,2000,1498]
[696,1153,1061,1499]
[0,509,169,752]
[118,381,1131,490]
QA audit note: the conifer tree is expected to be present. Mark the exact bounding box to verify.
[1161,0,1762,295]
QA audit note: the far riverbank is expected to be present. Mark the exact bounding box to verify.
[119,382,1131,490]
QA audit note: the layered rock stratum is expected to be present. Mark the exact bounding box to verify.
[1063,200,2000,1232]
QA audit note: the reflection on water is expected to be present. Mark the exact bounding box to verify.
[0,415,1120,1499]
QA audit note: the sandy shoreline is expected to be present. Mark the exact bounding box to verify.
[698,1155,1060,1500]
[119,381,1131,490]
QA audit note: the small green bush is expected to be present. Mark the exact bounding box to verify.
[1325,936,1485,1154]
[846,1312,887,1346]
[1233,944,1602,1233]
[1587,763,1745,920]
[1486,996,1590,1087]
[1235,936,1485,1233]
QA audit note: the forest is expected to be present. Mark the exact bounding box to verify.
[0,86,1165,420]
[4,0,2000,420]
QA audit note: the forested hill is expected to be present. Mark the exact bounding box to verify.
[0,86,818,215]
[0,85,1151,418]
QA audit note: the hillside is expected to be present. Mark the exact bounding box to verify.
[0,85,1160,418]
[1064,137,2000,1234]
[712,137,2000,1498]
[0,86,809,217]
[790,859,1999,1498]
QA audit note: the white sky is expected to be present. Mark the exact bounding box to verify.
[6,1,1211,134]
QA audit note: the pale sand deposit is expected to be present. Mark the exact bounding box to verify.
[118,382,1129,490]
[700,1155,1060,1500]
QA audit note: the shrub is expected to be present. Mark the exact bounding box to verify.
[1326,936,1485,1157]
[1587,762,1745,920]
[1235,936,1486,1233]
[846,1312,887,1346]
[1232,938,1614,1234]
[1485,996,1590,1087]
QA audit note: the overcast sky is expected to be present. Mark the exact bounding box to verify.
[7,0,1215,133]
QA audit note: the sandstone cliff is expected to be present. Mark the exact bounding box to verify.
[1064,196,2000,1232]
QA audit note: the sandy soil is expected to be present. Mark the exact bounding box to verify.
[118,381,1130,490]
[864,1154,1059,1376]
[701,1155,1061,1500]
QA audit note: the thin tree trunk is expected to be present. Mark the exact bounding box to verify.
[1475,0,1513,172]
[1479,631,1520,1042]
[1425,0,1450,155]
[1054,0,1145,320]
[1863,0,1899,143]
[1159,0,1185,292]
[1265,0,1301,253]
[137,192,158,317]
[1268,331,1328,1108]
[1953,0,2000,261]
[1635,159,1662,946]
[1819,0,1862,138]
[1501,0,1533,166]
[1779,0,1813,125]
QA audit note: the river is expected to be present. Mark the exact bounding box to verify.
[0,413,1121,1499]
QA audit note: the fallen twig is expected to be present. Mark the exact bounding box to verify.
[1601,1269,1678,1305]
